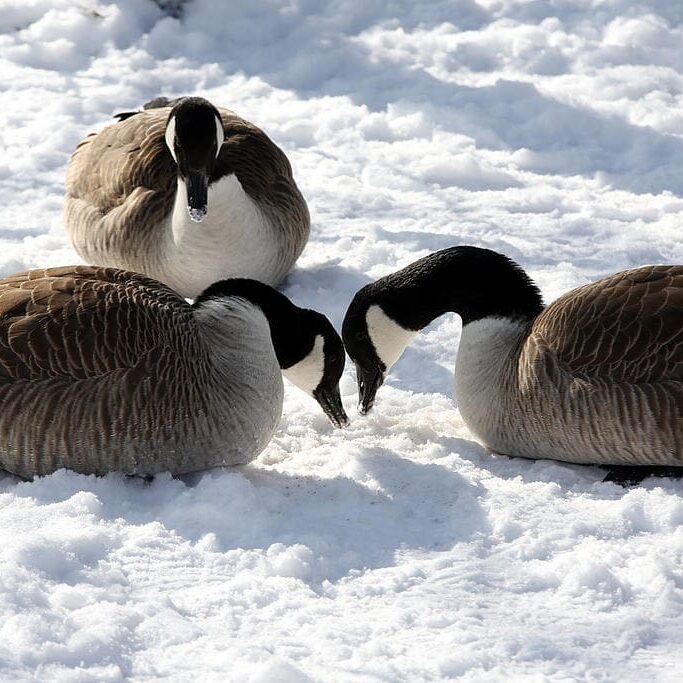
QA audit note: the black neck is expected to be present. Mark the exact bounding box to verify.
[359,247,544,330]
[194,279,303,369]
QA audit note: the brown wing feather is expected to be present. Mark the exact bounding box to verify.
[215,111,292,193]
[532,265,683,382]
[0,266,194,382]
[65,110,176,218]
[214,110,310,227]
[66,106,307,224]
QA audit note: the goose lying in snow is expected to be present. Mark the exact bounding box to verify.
[64,96,310,298]
[0,267,347,479]
[342,246,683,467]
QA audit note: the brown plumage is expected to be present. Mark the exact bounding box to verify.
[504,265,683,465]
[0,266,209,478]
[64,98,310,297]
[532,266,683,383]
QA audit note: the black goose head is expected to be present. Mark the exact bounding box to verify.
[280,308,349,428]
[165,97,225,223]
[195,279,349,428]
[341,299,391,415]
[342,246,544,414]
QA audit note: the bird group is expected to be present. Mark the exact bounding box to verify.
[1,95,681,481]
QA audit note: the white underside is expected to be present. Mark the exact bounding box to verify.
[164,174,282,298]
[454,317,527,442]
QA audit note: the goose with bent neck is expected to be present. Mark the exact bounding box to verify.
[0,269,348,479]
[342,246,683,467]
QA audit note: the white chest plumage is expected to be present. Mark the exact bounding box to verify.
[454,317,527,443]
[164,175,282,298]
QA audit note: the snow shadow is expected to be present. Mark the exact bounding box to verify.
[282,262,371,326]
[3,450,487,583]
[172,3,683,196]
[396,426,683,494]
[326,67,683,195]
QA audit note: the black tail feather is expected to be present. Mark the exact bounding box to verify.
[601,464,683,486]
[113,96,186,122]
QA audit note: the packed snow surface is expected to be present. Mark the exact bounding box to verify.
[2,0,683,680]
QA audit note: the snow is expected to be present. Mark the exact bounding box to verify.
[2,0,683,679]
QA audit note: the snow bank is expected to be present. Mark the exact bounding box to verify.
[1,0,683,679]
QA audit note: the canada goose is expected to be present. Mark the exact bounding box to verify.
[64,96,310,298]
[0,266,347,479]
[342,246,683,467]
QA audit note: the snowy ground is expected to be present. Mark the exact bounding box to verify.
[2,0,683,680]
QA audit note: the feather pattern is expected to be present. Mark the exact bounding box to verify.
[456,266,683,465]
[0,266,283,479]
[64,104,310,297]
[533,266,683,382]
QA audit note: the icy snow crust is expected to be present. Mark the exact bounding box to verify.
[2,0,683,680]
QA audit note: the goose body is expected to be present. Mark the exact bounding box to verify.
[342,247,683,467]
[64,97,310,298]
[0,267,346,479]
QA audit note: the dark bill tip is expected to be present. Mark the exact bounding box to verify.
[185,169,209,223]
[356,363,384,415]
[314,386,350,429]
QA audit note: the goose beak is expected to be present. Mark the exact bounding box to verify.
[356,363,384,415]
[314,386,350,428]
[185,169,209,222]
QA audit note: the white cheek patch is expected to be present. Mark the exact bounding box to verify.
[165,116,177,162]
[282,334,325,395]
[214,115,224,157]
[366,304,417,371]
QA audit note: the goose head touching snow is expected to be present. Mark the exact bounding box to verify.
[65,96,310,297]
[343,247,542,414]
[196,278,349,430]
[342,246,683,468]
[0,268,347,480]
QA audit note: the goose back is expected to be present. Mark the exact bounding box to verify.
[532,265,683,382]
[0,266,283,478]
